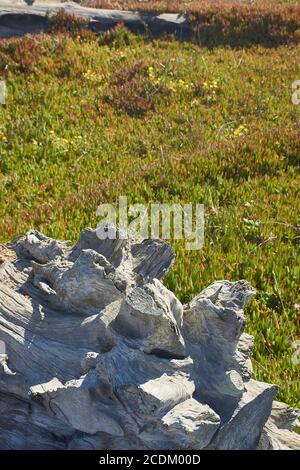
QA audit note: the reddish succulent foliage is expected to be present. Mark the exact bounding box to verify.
[83,1,300,46]
[188,3,300,47]
[104,60,170,116]
[46,9,96,40]
[0,37,43,75]
[98,21,133,47]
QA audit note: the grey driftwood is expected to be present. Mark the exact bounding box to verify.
[0,1,190,38]
[0,226,299,450]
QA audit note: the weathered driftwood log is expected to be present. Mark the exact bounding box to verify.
[0,227,299,450]
[0,1,190,39]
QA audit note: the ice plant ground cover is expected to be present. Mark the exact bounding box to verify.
[82,0,300,9]
[82,1,300,46]
[0,20,299,408]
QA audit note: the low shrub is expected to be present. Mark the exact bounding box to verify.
[103,60,170,116]
[83,1,300,46]
[46,9,95,40]
[98,22,136,48]
[188,3,300,47]
[0,37,43,74]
